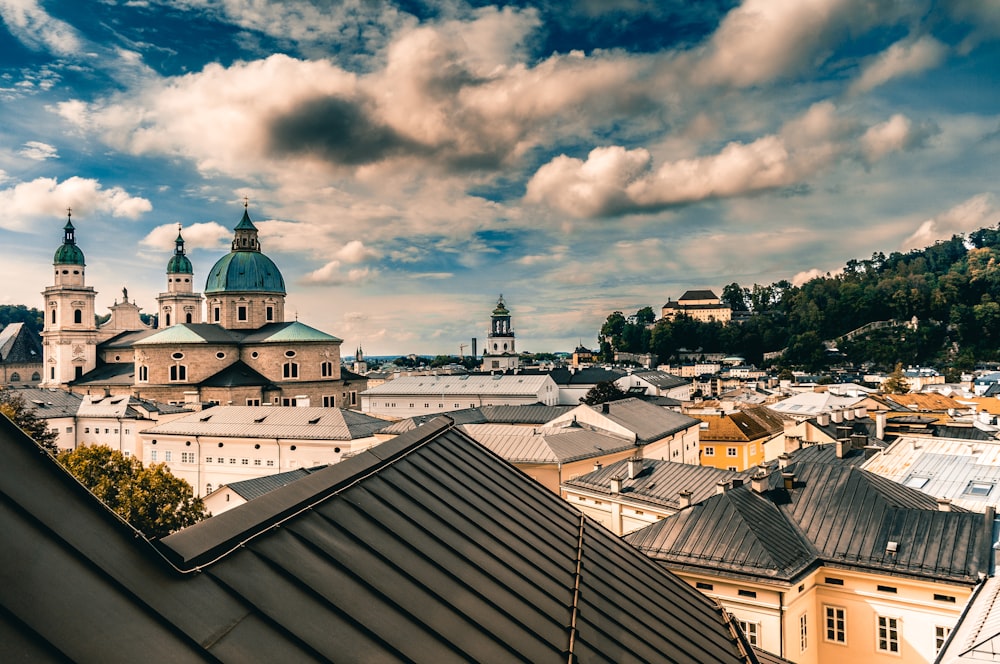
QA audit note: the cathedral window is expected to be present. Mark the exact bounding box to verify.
[138,366,148,382]
[186,313,192,323]
[51,309,56,324]
[169,365,187,382]
[321,361,333,377]
[31,372,39,382]
[238,305,248,321]
[9,372,19,382]
[165,313,171,326]
[283,362,299,379]
[74,309,82,324]
[266,306,274,321]
[213,307,220,322]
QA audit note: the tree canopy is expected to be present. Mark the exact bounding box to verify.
[56,445,208,539]
[581,381,628,405]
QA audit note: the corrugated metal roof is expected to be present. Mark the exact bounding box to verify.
[770,392,864,415]
[564,458,753,510]
[363,373,553,396]
[13,386,84,419]
[461,423,634,464]
[142,405,387,441]
[224,465,328,501]
[589,398,699,443]
[377,404,575,436]
[939,574,1000,662]
[241,321,342,343]
[626,461,991,585]
[133,323,238,345]
[626,370,689,389]
[72,361,136,385]
[548,366,626,386]
[863,436,1000,511]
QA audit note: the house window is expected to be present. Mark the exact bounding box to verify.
[351,391,357,406]
[169,365,187,381]
[138,365,148,382]
[964,480,994,496]
[704,447,715,456]
[738,621,759,648]
[150,450,157,461]
[695,582,713,591]
[229,458,236,464]
[254,459,261,466]
[185,313,192,323]
[164,451,172,462]
[321,361,333,377]
[237,305,248,321]
[31,372,39,381]
[9,372,19,382]
[323,396,336,408]
[246,398,261,406]
[283,362,298,378]
[800,614,808,652]
[877,616,899,653]
[205,457,213,463]
[241,458,248,465]
[934,594,956,603]
[181,452,195,463]
[206,483,213,494]
[727,466,738,471]
[165,313,171,326]
[936,626,951,653]
[738,589,756,598]
[726,447,738,457]
[266,460,274,467]
[825,606,846,644]
[51,309,56,324]
[213,307,220,322]
[282,398,297,407]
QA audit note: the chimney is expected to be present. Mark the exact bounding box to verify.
[856,406,868,419]
[937,498,952,512]
[782,472,795,490]
[876,412,887,440]
[817,413,830,426]
[831,410,843,423]
[777,453,791,470]
[786,435,803,452]
[678,490,692,508]
[836,425,852,443]
[610,476,623,495]
[844,408,855,420]
[602,402,611,414]
[851,433,867,450]
[716,480,729,495]
[627,457,643,480]
[751,469,769,493]
[593,461,602,472]
[836,439,848,459]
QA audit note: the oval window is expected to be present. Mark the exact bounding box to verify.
[285,350,297,358]
[251,351,259,359]
[171,352,184,360]
[216,352,226,359]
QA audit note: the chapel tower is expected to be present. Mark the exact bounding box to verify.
[481,295,519,371]
[157,225,203,326]
[41,212,99,385]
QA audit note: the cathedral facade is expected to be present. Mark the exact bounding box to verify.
[41,207,365,409]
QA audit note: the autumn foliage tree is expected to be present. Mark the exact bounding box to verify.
[56,445,208,539]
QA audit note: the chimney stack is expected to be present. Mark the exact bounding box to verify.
[844,408,855,421]
[610,476,623,495]
[851,433,868,450]
[778,453,791,470]
[876,412,887,440]
[817,413,830,426]
[627,457,642,480]
[678,490,692,508]
[593,461,602,472]
[937,498,952,512]
[751,469,770,493]
[856,406,868,419]
[836,439,848,459]
[716,481,729,495]
[836,425,852,443]
[602,402,611,414]
[831,410,843,424]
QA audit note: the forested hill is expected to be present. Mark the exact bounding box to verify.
[0,305,43,336]
[599,226,1000,372]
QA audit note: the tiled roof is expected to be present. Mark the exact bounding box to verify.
[884,392,967,412]
[626,461,992,585]
[563,458,752,510]
[0,322,41,363]
[142,405,387,441]
[696,407,785,443]
[223,465,328,501]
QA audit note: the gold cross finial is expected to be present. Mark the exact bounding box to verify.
[66,206,72,219]
[243,195,249,210]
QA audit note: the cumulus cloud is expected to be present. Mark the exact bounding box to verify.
[18,141,57,160]
[0,0,83,57]
[792,267,843,286]
[526,103,932,218]
[336,240,379,263]
[0,176,151,231]
[140,221,231,251]
[850,36,948,95]
[902,194,999,250]
[301,260,377,285]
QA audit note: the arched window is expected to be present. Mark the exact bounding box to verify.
[9,372,20,382]
[214,307,220,322]
[283,362,299,379]
[138,366,148,382]
[165,313,171,326]
[185,313,192,323]
[169,365,187,382]
[206,483,213,494]
[31,372,40,382]
[51,309,56,324]
[321,361,333,377]
[73,309,82,324]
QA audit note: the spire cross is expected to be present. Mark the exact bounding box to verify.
[243,195,249,210]
[66,207,72,219]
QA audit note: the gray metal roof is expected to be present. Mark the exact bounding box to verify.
[461,423,636,464]
[624,370,689,390]
[626,461,992,585]
[377,404,575,436]
[142,405,387,441]
[10,386,84,419]
[223,465,328,501]
[563,458,753,510]
[587,398,700,443]
[71,361,137,386]
[0,413,763,662]
[548,366,626,386]
[362,373,553,396]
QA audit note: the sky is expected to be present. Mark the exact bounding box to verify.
[0,0,999,357]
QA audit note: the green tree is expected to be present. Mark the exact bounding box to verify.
[635,306,656,325]
[56,445,208,538]
[581,381,628,405]
[0,387,58,453]
[882,363,911,394]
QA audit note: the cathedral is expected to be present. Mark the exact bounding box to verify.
[41,206,365,408]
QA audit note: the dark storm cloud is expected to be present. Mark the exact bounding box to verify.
[268,95,431,165]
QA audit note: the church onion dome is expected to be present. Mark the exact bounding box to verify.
[166,226,194,274]
[492,295,510,316]
[204,206,286,294]
[54,217,85,265]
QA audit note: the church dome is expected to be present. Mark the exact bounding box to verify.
[204,208,286,294]
[167,228,193,274]
[54,219,85,265]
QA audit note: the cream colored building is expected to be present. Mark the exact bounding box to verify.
[660,289,732,323]
[140,405,389,497]
[360,373,558,418]
[625,463,991,663]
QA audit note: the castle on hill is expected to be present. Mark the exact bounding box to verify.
[40,206,365,408]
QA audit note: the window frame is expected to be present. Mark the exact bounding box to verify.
[876,615,900,654]
[824,605,846,645]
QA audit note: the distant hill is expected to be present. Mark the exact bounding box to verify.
[0,305,43,336]
[598,225,1000,373]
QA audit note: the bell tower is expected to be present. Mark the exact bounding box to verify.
[157,225,203,327]
[41,211,99,386]
[481,295,519,371]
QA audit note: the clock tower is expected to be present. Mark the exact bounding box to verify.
[481,295,519,371]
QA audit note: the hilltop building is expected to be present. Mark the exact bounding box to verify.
[40,208,365,408]
[661,289,732,323]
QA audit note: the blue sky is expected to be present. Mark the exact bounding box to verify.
[0,0,998,356]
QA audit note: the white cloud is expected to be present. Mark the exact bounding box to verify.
[902,194,999,250]
[0,0,83,57]
[0,176,151,231]
[300,260,377,285]
[860,114,938,163]
[792,267,843,286]
[140,221,231,251]
[850,36,948,95]
[336,240,379,263]
[18,140,58,160]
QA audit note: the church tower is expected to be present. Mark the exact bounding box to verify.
[481,295,519,371]
[157,225,203,327]
[204,204,286,329]
[41,213,99,386]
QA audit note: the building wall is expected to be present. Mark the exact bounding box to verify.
[700,439,765,471]
[1,362,43,386]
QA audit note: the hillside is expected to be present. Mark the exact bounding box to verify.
[599,226,1000,372]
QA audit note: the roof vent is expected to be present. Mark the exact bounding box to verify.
[886,541,898,556]
[254,416,268,423]
[199,414,212,422]
[308,417,321,424]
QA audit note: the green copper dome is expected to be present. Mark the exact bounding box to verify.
[167,228,193,274]
[204,207,286,294]
[54,219,85,265]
